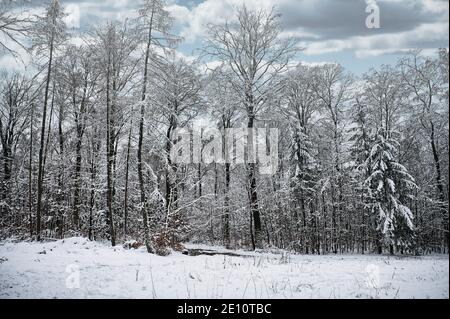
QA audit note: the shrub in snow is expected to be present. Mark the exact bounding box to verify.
[123,240,143,250]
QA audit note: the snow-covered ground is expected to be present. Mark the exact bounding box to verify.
[0,237,448,299]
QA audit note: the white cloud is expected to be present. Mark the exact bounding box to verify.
[166,4,191,25]
[422,0,449,14]
[168,0,285,43]
[167,0,448,57]
[1,0,447,74]
[301,21,449,57]
[64,4,81,29]
[0,55,25,72]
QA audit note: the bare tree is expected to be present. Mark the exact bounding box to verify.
[205,5,299,248]
[400,50,449,247]
[152,56,202,249]
[90,21,140,246]
[0,72,33,215]
[57,45,97,229]
[135,0,178,253]
[206,67,239,248]
[312,63,353,253]
[280,64,320,253]
[0,0,30,58]
[31,0,66,241]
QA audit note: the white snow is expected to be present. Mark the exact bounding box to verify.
[0,237,448,299]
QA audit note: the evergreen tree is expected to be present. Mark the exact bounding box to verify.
[365,128,418,253]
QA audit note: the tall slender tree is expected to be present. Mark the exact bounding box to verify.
[135,0,177,253]
[31,0,66,241]
[205,5,299,248]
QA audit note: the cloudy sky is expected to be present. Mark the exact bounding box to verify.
[2,0,449,74]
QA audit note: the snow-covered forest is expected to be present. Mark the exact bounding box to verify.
[0,0,449,300]
[0,0,449,272]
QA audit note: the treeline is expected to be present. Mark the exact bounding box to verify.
[0,0,448,255]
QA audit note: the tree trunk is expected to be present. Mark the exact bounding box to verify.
[36,38,54,241]
[28,103,35,237]
[247,115,262,249]
[73,78,88,229]
[137,5,155,254]
[73,132,82,228]
[165,119,178,213]
[88,138,99,241]
[197,163,202,199]
[1,144,12,215]
[105,52,116,247]
[430,122,448,248]
[57,96,65,235]
[211,163,217,242]
[223,162,231,248]
[123,122,132,237]
[88,163,94,242]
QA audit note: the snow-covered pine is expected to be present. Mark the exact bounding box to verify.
[365,129,418,252]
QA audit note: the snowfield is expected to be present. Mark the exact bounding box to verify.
[0,237,448,299]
